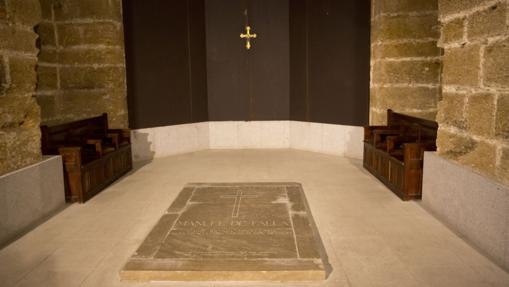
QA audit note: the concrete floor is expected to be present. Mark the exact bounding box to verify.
[1,150,508,287]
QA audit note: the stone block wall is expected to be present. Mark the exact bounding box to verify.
[0,0,42,175]
[36,0,128,128]
[437,0,509,185]
[370,0,441,124]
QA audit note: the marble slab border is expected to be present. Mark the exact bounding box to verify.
[120,182,331,282]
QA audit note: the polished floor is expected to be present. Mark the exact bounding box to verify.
[1,150,508,287]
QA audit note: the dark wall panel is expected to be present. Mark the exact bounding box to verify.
[290,0,370,126]
[205,0,249,121]
[289,0,307,121]
[308,0,370,126]
[123,0,208,129]
[188,0,209,123]
[206,0,289,121]
[248,0,289,120]
[124,0,369,128]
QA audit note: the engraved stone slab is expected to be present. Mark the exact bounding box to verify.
[121,183,329,281]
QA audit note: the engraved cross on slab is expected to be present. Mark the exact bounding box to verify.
[220,190,258,218]
[122,183,328,282]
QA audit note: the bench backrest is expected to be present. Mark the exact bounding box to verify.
[387,109,438,144]
[41,113,109,154]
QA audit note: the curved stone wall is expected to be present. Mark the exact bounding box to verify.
[130,121,364,162]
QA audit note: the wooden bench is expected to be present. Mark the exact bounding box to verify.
[41,114,133,203]
[363,109,438,200]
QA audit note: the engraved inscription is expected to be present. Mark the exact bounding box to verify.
[171,228,293,236]
[172,220,293,236]
[176,220,290,227]
[122,183,327,281]
[152,184,314,260]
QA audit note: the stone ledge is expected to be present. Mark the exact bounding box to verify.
[121,270,325,282]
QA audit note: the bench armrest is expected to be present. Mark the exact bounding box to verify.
[85,139,103,157]
[372,130,404,146]
[373,130,403,136]
[385,135,421,152]
[106,133,119,149]
[403,143,425,168]
[58,146,82,167]
[364,126,389,140]
[108,128,131,144]
[57,146,84,202]
[364,125,402,136]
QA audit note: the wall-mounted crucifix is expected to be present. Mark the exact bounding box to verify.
[240,26,257,50]
[205,0,290,121]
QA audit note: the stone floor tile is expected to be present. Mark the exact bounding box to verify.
[0,150,506,287]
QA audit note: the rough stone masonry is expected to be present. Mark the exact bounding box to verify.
[0,0,42,175]
[1,0,128,176]
[36,0,128,128]
[437,0,509,185]
[370,0,441,125]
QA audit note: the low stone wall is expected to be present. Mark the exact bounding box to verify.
[36,0,128,128]
[370,0,441,124]
[422,152,509,271]
[130,121,364,162]
[0,155,65,248]
[0,0,42,176]
[437,0,509,185]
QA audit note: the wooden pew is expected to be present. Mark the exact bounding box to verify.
[363,109,438,200]
[41,114,133,203]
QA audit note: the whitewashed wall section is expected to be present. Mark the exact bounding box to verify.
[131,121,364,161]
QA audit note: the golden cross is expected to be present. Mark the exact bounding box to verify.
[240,26,257,50]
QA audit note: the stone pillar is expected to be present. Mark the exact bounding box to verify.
[370,0,441,124]
[36,0,128,128]
[0,0,42,175]
[437,0,509,185]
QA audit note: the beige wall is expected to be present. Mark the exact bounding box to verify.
[437,0,509,185]
[370,0,441,125]
[0,0,42,175]
[36,0,128,128]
